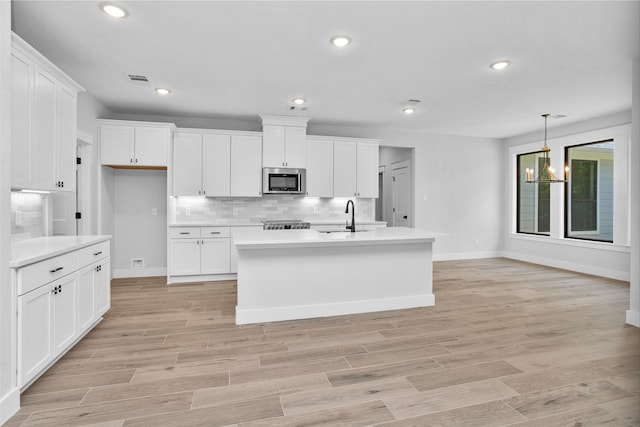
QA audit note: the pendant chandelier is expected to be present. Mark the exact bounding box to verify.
[525,114,569,184]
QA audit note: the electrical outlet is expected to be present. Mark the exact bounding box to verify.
[151,208,158,216]
[474,239,479,247]
[313,206,320,214]
[185,208,191,216]
[15,211,23,226]
[233,207,240,216]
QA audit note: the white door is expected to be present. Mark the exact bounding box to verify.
[172,133,202,196]
[202,134,230,197]
[306,139,334,197]
[392,162,411,227]
[333,140,357,197]
[284,126,306,168]
[200,239,231,274]
[100,124,134,166]
[169,239,201,275]
[135,127,169,166]
[230,135,262,197]
[95,258,111,316]
[32,67,56,190]
[18,284,53,385]
[356,142,379,198]
[10,50,33,188]
[55,85,77,191]
[77,264,96,331]
[52,274,78,354]
[262,125,285,167]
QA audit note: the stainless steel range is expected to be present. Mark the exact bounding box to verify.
[262,220,311,230]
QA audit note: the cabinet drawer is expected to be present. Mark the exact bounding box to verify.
[78,241,110,267]
[201,227,230,238]
[17,251,78,296]
[170,227,201,239]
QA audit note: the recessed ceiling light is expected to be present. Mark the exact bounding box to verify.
[330,35,351,48]
[402,107,416,114]
[100,3,128,18]
[489,60,511,70]
[155,88,171,95]
[292,98,306,105]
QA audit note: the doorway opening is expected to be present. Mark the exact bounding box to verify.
[378,147,414,228]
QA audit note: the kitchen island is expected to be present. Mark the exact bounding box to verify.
[233,227,436,325]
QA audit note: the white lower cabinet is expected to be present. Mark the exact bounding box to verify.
[16,239,111,389]
[169,227,231,277]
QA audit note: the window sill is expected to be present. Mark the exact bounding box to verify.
[508,233,630,253]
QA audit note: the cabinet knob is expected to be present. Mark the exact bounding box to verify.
[135,158,138,163]
[130,158,133,164]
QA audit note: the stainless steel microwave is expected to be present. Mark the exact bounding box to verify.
[262,168,306,194]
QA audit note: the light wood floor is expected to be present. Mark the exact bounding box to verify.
[6,258,640,426]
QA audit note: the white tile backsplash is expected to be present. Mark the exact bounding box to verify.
[11,192,47,241]
[171,195,375,224]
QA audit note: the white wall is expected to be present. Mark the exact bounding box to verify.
[111,169,167,278]
[0,1,20,422]
[629,59,640,327]
[308,123,504,259]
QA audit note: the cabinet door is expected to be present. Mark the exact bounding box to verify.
[52,274,78,354]
[200,239,231,274]
[32,67,57,190]
[172,133,203,196]
[231,135,262,197]
[356,142,379,198]
[333,140,357,197]
[95,258,111,317]
[169,239,201,275]
[284,126,306,168]
[101,125,134,165]
[55,85,77,192]
[11,51,33,189]
[18,284,53,385]
[203,134,231,197]
[306,139,334,198]
[135,127,169,166]
[262,125,285,167]
[77,264,96,331]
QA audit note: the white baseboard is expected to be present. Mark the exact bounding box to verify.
[503,251,629,281]
[236,294,435,325]
[113,267,167,279]
[626,310,640,328]
[168,274,237,284]
[433,251,501,261]
[0,387,20,425]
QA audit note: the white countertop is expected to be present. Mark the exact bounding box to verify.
[233,227,435,250]
[169,220,387,227]
[11,235,111,268]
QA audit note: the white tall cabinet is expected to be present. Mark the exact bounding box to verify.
[306,137,334,198]
[10,33,84,192]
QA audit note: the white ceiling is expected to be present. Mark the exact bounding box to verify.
[11,1,640,139]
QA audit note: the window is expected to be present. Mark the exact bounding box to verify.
[565,140,614,242]
[517,151,550,235]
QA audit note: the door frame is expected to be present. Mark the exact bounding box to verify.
[391,160,413,228]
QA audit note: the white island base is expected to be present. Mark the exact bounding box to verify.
[234,228,436,325]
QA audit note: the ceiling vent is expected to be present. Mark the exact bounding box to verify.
[127,74,150,83]
[288,105,308,112]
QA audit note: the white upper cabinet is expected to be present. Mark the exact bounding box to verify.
[10,34,83,192]
[355,141,379,198]
[203,134,231,197]
[332,138,380,198]
[100,120,174,167]
[306,137,334,198]
[231,135,262,197]
[172,132,203,196]
[172,130,260,198]
[260,115,309,169]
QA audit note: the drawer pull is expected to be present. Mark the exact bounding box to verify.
[49,267,64,273]
[209,232,221,235]
[179,232,191,235]
[93,251,103,256]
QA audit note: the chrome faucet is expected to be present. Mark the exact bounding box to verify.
[345,199,356,233]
